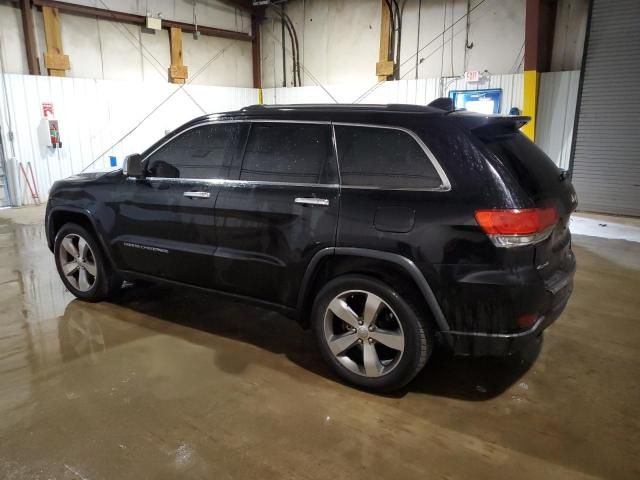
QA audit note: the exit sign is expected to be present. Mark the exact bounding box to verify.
[465,71,480,82]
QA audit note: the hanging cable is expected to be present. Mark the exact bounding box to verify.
[192,0,198,36]
[399,0,487,72]
[450,0,454,76]
[270,4,301,87]
[384,0,396,78]
[439,0,446,94]
[354,0,488,103]
[415,0,421,80]
[464,0,473,71]
[509,41,525,73]
[285,11,303,87]
[393,0,404,80]
[281,9,287,86]
[281,9,302,87]
[262,27,337,102]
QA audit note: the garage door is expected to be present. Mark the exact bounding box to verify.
[571,0,640,216]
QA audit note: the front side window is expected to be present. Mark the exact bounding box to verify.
[145,123,239,179]
[240,123,335,184]
[334,125,443,189]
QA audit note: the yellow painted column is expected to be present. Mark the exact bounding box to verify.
[522,70,539,141]
[257,88,263,105]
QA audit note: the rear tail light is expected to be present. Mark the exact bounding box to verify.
[474,207,558,248]
[517,313,539,329]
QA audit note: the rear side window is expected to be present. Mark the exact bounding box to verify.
[146,123,239,179]
[334,126,442,188]
[240,123,335,184]
[481,132,562,198]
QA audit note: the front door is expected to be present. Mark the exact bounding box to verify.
[111,122,242,288]
[214,121,340,307]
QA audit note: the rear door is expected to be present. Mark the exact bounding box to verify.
[112,122,241,287]
[213,121,339,307]
[333,123,450,260]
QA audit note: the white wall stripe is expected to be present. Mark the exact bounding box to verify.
[1,72,579,207]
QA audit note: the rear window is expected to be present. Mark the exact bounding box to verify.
[481,132,562,197]
[334,126,443,189]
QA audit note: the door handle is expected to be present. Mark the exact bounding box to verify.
[184,191,211,199]
[294,197,329,206]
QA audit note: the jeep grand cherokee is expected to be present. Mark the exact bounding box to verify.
[46,103,577,391]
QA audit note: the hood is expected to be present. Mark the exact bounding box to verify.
[64,171,113,182]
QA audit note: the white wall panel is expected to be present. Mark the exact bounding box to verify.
[263,73,524,114]
[1,71,581,208]
[0,74,257,206]
[536,70,580,169]
[0,4,29,75]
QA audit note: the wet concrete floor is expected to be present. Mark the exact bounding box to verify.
[0,206,638,479]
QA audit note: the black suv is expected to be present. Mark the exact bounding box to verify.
[46,103,576,392]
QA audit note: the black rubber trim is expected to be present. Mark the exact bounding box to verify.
[47,206,117,268]
[297,247,451,342]
[296,246,335,314]
[449,316,545,339]
[119,269,296,317]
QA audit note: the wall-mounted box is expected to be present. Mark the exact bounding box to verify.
[38,118,62,148]
[146,16,162,30]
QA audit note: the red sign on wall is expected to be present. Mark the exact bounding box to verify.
[42,102,54,117]
[464,71,480,82]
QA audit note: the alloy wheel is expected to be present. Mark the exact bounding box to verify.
[323,290,405,378]
[58,233,98,292]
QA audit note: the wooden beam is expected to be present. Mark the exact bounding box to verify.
[19,0,40,75]
[376,0,393,81]
[32,0,253,42]
[42,6,70,77]
[168,27,188,84]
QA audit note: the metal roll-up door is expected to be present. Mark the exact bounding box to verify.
[570,0,640,216]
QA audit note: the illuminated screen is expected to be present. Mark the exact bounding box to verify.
[449,89,503,114]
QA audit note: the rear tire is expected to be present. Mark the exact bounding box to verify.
[54,223,120,302]
[312,274,434,392]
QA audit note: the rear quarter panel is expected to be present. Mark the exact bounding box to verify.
[335,116,540,333]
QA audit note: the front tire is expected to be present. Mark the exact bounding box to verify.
[312,274,434,392]
[54,223,120,302]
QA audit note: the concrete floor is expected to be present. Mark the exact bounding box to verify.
[0,206,638,480]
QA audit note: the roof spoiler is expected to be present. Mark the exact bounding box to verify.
[449,111,531,136]
[427,97,454,112]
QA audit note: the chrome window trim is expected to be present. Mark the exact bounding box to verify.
[137,118,451,192]
[143,118,333,162]
[140,119,336,187]
[246,119,332,125]
[141,119,245,164]
[126,176,339,189]
[332,122,452,192]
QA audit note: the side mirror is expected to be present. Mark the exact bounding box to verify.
[123,154,144,178]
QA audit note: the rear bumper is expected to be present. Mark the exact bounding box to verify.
[445,254,575,356]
